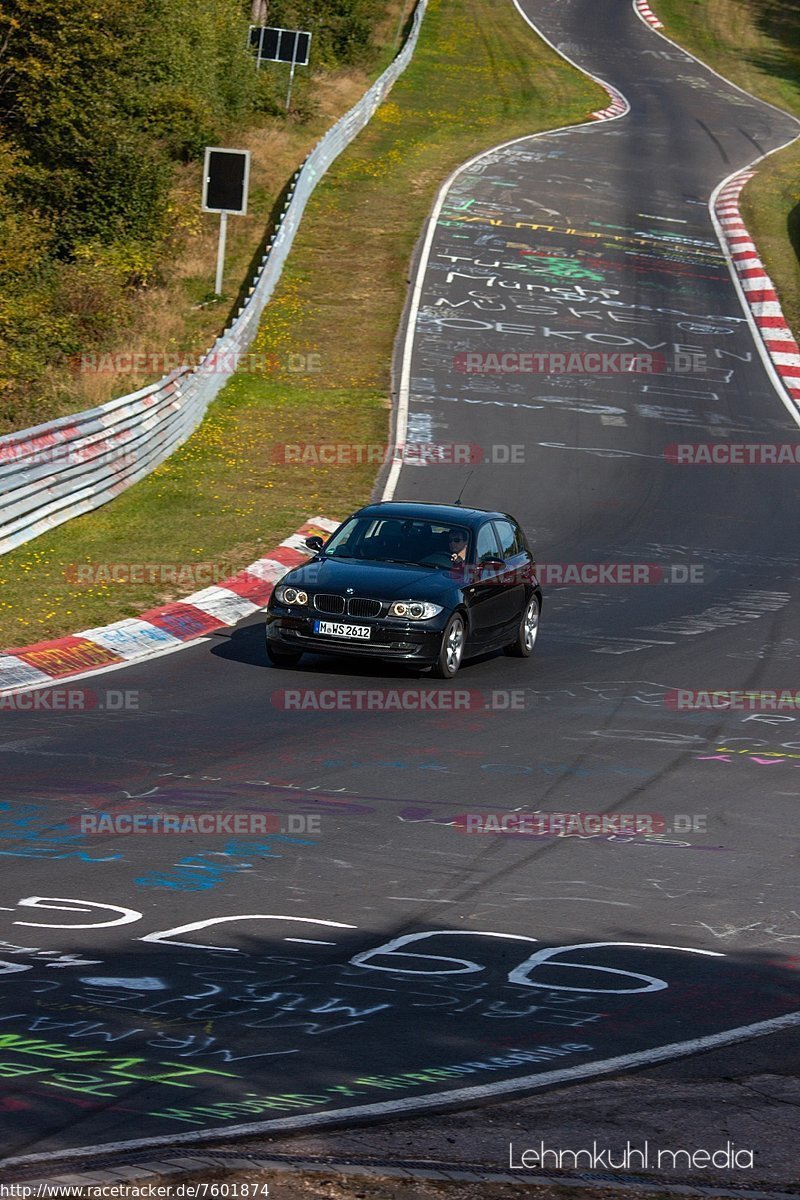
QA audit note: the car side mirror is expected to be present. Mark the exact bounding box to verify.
[305,536,325,553]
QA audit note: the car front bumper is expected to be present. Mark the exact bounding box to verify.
[265,609,449,663]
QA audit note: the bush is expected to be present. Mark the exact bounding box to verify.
[0,0,256,256]
[0,0,390,427]
[251,0,387,69]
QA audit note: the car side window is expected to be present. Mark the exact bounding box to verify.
[494,519,521,558]
[476,523,502,564]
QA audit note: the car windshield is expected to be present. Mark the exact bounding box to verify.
[323,516,471,567]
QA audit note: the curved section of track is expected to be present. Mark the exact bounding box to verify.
[1,0,799,1168]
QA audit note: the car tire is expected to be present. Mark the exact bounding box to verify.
[431,613,466,679]
[266,642,303,668]
[504,594,540,658]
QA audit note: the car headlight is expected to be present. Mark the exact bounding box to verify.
[388,600,443,620]
[275,586,309,606]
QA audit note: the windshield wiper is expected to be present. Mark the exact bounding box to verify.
[383,559,437,568]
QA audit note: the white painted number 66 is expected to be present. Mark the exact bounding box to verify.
[350,931,722,994]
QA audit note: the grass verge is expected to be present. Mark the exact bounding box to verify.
[1,0,605,649]
[655,0,800,334]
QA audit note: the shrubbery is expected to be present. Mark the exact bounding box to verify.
[262,0,387,67]
[0,0,388,426]
[0,0,259,253]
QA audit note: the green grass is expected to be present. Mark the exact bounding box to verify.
[2,0,606,649]
[656,0,800,335]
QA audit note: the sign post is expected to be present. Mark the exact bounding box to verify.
[201,148,251,297]
[286,35,299,112]
[215,211,228,297]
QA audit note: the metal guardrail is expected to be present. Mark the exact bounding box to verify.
[0,0,427,556]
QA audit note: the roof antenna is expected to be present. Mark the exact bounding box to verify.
[454,470,474,507]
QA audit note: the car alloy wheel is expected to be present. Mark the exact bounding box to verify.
[523,596,540,651]
[505,595,540,658]
[433,613,466,678]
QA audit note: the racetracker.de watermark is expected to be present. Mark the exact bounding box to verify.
[665,442,800,465]
[73,350,322,376]
[454,350,667,374]
[458,812,709,836]
[0,441,136,469]
[455,812,667,835]
[65,562,243,587]
[665,689,800,711]
[270,442,525,465]
[0,688,142,712]
[73,812,321,835]
[271,688,529,712]
[534,563,704,585]
[444,562,703,585]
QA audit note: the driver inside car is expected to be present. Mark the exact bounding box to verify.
[448,528,468,561]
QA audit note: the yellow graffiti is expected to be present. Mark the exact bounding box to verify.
[440,214,721,257]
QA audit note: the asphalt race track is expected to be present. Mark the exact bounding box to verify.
[1,0,799,1170]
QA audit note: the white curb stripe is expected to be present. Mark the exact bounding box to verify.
[633,0,664,28]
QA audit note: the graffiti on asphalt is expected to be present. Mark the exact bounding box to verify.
[0,896,796,1152]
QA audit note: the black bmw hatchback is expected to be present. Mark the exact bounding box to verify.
[265,502,541,677]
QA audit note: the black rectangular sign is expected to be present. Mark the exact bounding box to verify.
[249,26,312,66]
[202,148,250,215]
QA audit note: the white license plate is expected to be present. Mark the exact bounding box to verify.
[314,620,371,640]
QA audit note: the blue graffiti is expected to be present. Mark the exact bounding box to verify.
[135,836,315,892]
[0,802,122,862]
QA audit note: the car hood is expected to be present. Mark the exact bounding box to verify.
[278,557,457,601]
